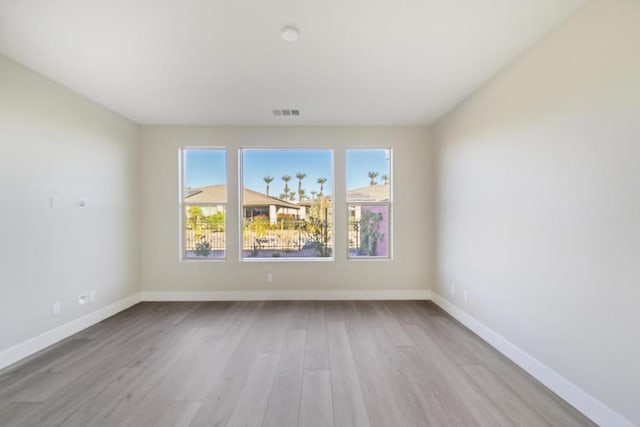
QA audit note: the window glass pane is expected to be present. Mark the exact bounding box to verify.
[347,148,391,259]
[184,205,226,259]
[182,148,226,260]
[348,204,389,257]
[183,149,226,203]
[241,149,333,259]
[346,149,390,202]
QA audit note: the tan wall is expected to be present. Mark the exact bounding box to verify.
[140,126,433,293]
[433,0,640,424]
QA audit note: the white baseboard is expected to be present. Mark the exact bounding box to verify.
[141,289,431,301]
[431,293,635,427]
[0,293,142,372]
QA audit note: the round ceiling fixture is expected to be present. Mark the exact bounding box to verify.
[281,26,300,42]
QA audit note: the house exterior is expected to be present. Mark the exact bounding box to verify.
[346,183,390,257]
[185,184,302,224]
[346,183,390,203]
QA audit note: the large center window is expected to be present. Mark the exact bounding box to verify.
[240,149,334,260]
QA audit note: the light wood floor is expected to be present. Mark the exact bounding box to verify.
[0,301,595,426]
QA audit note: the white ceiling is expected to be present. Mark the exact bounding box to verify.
[0,0,585,125]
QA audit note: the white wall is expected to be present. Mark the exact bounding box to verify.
[0,55,140,354]
[140,126,433,295]
[433,0,640,425]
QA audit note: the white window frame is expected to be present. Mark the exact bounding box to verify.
[179,147,227,261]
[239,147,335,262]
[346,148,393,260]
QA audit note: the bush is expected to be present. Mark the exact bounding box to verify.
[194,238,212,256]
[358,210,384,256]
[277,213,295,221]
[246,215,271,236]
[304,216,331,257]
[204,211,225,231]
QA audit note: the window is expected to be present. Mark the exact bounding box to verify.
[347,149,392,258]
[240,149,333,260]
[181,148,226,260]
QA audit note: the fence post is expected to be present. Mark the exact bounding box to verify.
[324,207,328,257]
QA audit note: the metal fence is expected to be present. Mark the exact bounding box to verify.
[242,219,331,255]
[348,220,361,251]
[185,221,225,253]
[185,220,333,254]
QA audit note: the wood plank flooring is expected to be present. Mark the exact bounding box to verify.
[0,301,596,426]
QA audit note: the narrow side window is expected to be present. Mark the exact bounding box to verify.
[181,148,227,260]
[347,149,392,259]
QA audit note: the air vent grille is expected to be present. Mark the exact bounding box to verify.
[273,109,300,116]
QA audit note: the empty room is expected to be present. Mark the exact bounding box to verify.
[0,0,638,426]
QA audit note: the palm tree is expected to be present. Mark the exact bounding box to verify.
[279,193,287,200]
[263,176,274,195]
[367,171,379,185]
[317,177,327,196]
[310,190,317,199]
[288,191,296,201]
[381,174,389,185]
[295,172,306,203]
[298,189,306,201]
[281,175,291,195]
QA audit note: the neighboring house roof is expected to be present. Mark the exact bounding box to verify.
[243,188,300,209]
[298,197,332,207]
[185,185,300,209]
[346,183,390,202]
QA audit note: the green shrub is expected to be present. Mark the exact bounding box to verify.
[358,210,383,256]
[204,211,225,231]
[194,238,211,256]
[246,215,271,237]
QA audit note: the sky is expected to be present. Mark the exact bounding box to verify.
[242,149,334,196]
[184,149,226,189]
[184,148,390,197]
[346,149,390,190]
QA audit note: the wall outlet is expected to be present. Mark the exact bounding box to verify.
[76,198,87,208]
[89,290,97,302]
[78,293,88,305]
[267,273,273,282]
[451,284,456,295]
[463,290,469,302]
[52,302,61,316]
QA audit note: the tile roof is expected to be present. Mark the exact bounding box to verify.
[185,185,300,209]
[346,183,390,202]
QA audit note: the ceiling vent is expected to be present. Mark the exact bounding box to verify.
[273,109,300,116]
